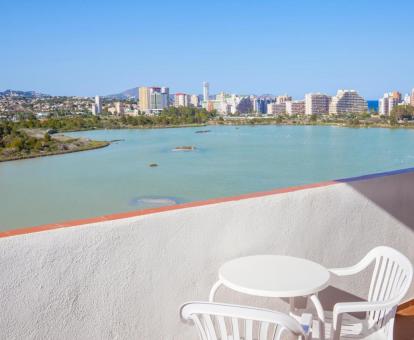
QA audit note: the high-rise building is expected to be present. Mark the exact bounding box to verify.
[329,90,367,115]
[91,103,98,115]
[252,98,270,114]
[391,91,402,101]
[95,96,102,114]
[138,87,150,112]
[190,95,199,107]
[379,92,402,116]
[203,82,209,102]
[286,100,305,116]
[379,94,389,116]
[150,88,165,112]
[139,86,169,114]
[161,87,169,107]
[174,93,190,107]
[305,93,331,115]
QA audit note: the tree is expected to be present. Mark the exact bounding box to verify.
[44,133,52,142]
[390,105,414,121]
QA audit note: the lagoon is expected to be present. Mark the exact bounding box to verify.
[1,125,414,231]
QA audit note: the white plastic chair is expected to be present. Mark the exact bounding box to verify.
[318,246,413,340]
[180,301,313,340]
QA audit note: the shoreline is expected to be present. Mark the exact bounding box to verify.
[60,119,414,132]
[59,123,208,133]
[0,141,110,163]
[1,119,412,163]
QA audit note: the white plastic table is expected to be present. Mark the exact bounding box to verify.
[209,255,330,339]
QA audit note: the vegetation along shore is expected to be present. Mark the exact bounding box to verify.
[1,105,414,162]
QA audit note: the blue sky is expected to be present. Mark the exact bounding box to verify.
[1,0,413,98]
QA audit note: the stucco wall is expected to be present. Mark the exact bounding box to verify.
[0,171,413,339]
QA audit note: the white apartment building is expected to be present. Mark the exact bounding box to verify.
[203,93,240,115]
[276,95,292,104]
[95,96,102,114]
[286,100,305,116]
[91,103,98,115]
[379,92,404,115]
[267,102,286,115]
[379,95,390,115]
[174,93,190,107]
[115,102,124,115]
[329,90,367,115]
[203,82,209,102]
[190,95,199,107]
[305,93,331,115]
[403,94,411,105]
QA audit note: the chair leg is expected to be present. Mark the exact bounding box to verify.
[332,314,342,340]
[310,294,325,340]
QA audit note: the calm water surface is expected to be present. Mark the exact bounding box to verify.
[1,125,414,230]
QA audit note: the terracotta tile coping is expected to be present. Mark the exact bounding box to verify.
[1,167,413,239]
[397,299,414,316]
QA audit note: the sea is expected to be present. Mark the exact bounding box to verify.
[1,125,414,230]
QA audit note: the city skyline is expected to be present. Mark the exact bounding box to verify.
[1,0,414,98]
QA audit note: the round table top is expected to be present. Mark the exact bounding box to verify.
[219,255,330,298]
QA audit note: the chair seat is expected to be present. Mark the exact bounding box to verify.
[311,311,386,340]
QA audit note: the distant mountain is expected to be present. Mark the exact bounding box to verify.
[105,87,138,99]
[0,89,50,98]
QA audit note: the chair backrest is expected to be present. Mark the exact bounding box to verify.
[180,301,307,340]
[363,247,413,328]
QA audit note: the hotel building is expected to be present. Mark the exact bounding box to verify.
[329,90,367,115]
[267,102,286,115]
[190,95,199,107]
[286,100,305,116]
[139,87,169,114]
[305,93,331,115]
[379,92,402,116]
[174,93,190,107]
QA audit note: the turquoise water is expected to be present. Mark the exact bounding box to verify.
[1,125,414,231]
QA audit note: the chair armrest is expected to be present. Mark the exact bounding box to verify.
[332,300,397,329]
[329,255,374,277]
[329,266,363,276]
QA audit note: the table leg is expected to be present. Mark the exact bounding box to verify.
[310,294,325,340]
[289,297,296,316]
[209,280,222,302]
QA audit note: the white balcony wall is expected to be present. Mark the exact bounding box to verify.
[0,170,413,339]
